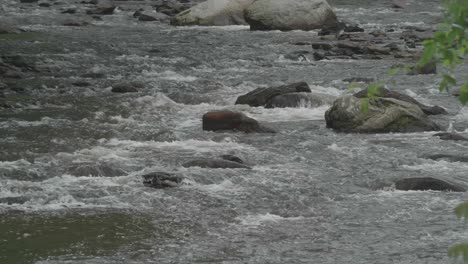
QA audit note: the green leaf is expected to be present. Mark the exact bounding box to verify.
[448,243,468,263]
[459,84,468,105]
[454,202,468,219]
[360,98,369,113]
[387,66,401,76]
[443,74,457,85]
[420,40,436,66]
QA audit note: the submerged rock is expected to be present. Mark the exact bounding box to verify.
[111,82,143,93]
[170,0,254,26]
[423,154,468,163]
[433,132,468,141]
[235,82,311,107]
[245,0,337,31]
[395,177,465,192]
[0,23,22,34]
[325,95,441,133]
[203,110,275,133]
[182,158,251,169]
[143,172,183,188]
[353,87,447,115]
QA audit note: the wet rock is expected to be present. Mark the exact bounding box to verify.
[220,154,244,164]
[423,154,468,163]
[155,1,188,17]
[319,20,363,36]
[395,177,464,192]
[142,172,183,188]
[265,92,335,108]
[0,196,30,205]
[202,110,275,133]
[72,81,91,87]
[313,52,325,61]
[392,0,406,9]
[235,82,311,107]
[353,87,447,115]
[39,2,51,7]
[111,82,143,93]
[86,5,116,15]
[325,95,441,133]
[62,8,77,14]
[182,158,251,169]
[81,71,106,78]
[63,19,90,27]
[171,0,254,26]
[245,0,337,31]
[0,23,22,34]
[20,0,38,3]
[407,60,437,75]
[433,132,468,141]
[312,42,333,50]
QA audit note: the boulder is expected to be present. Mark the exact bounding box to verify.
[235,82,311,107]
[407,60,437,75]
[423,154,468,163]
[265,92,335,108]
[170,0,255,26]
[182,158,251,169]
[395,177,464,192]
[143,172,183,188]
[433,132,468,141]
[325,95,441,133]
[220,154,244,164]
[202,110,275,133]
[244,0,338,31]
[353,87,447,115]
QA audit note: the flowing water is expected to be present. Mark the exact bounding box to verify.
[1,0,468,263]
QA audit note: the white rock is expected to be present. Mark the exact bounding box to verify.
[170,0,255,26]
[245,0,338,31]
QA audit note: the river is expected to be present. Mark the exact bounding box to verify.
[1,0,468,263]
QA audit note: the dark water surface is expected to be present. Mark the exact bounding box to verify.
[1,0,468,263]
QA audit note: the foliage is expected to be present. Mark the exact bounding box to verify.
[419,0,468,104]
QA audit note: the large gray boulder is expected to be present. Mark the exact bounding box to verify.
[244,0,338,31]
[325,95,441,133]
[170,0,255,26]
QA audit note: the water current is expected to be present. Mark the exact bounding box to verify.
[1,0,468,263]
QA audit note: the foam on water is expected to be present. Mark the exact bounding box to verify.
[248,105,330,122]
[237,213,305,226]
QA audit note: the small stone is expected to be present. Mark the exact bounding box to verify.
[142,172,183,188]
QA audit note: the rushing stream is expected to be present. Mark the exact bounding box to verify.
[1,0,468,263]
